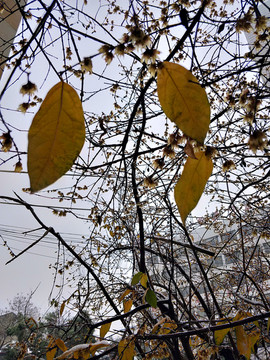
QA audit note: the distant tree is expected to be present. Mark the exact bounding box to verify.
[1,1,270,359]
[1,305,93,359]
[7,293,39,320]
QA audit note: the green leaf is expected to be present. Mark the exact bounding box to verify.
[146,288,157,308]
[28,81,85,192]
[174,150,213,224]
[131,272,143,286]
[157,61,210,144]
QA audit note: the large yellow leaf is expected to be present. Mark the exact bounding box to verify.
[28,81,85,192]
[174,150,213,224]
[157,62,210,144]
[235,326,252,359]
[46,338,57,360]
[100,322,111,339]
[118,339,135,360]
[233,312,260,360]
[214,318,231,345]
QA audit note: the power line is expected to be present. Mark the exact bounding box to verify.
[0,223,91,260]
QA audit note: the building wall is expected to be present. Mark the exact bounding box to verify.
[0,0,26,77]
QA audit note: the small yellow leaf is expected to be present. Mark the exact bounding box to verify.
[28,81,85,192]
[26,317,37,328]
[160,320,177,334]
[60,301,66,316]
[100,322,111,339]
[123,299,133,313]
[140,273,148,288]
[118,289,132,303]
[55,338,67,352]
[157,62,210,144]
[152,318,166,334]
[174,150,213,224]
[90,341,109,356]
[118,339,135,360]
[153,318,177,335]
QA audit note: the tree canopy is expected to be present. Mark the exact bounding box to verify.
[0,0,270,359]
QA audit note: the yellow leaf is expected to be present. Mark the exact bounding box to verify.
[249,329,260,354]
[100,322,111,339]
[26,317,37,328]
[174,150,213,224]
[55,338,67,352]
[60,301,66,316]
[140,273,148,288]
[123,299,133,313]
[46,338,57,360]
[90,341,109,356]
[28,81,85,192]
[157,62,210,144]
[118,289,131,303]
[235,325,250,359]
[214,318,232,345]
[118,339,135,360]
[233,312,261,359]
[160,320,177,334]
[153,318,177,335]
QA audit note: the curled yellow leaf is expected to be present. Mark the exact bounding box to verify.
[157,62,210,144]
[174,150,213,224]
[100,322,111,339]
[28,81,85,192]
